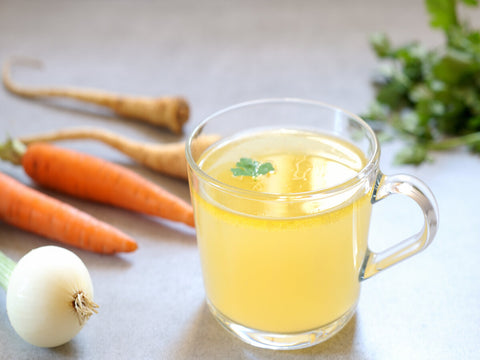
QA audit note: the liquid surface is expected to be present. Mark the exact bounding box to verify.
[199,129,366,195]
[192,129,373,333]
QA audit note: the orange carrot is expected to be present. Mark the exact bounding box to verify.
[0,140,195,227]
[19,127,218,180]
[2,58,190,134]
[0,171,137,254]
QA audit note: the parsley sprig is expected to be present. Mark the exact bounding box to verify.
[230,158,274,178]
[364,0,480,165]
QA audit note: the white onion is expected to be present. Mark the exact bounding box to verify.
[6,246,97,348]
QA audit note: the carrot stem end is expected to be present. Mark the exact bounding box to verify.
[0,138,27,165]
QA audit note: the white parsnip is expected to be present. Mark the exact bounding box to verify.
[2,58,190,134]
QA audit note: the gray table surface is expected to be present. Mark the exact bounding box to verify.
[0,0,479,359]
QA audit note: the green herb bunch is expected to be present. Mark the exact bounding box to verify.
[364,0,480,164]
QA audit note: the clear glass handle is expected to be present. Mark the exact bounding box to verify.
[360,173,439,280]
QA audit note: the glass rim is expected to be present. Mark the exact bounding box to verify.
[185,98,380,200]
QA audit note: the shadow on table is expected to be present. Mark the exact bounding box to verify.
[176,303,362,360]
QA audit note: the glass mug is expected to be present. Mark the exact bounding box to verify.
[185,99,438,350]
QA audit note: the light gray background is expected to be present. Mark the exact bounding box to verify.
[0,1,479,359]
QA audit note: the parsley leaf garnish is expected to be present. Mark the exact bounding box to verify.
[231,158,274,178]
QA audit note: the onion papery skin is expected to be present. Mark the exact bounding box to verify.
[6,246,94,348]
